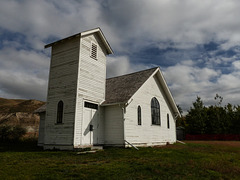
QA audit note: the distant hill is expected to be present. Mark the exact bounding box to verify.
[0,97,46,136]
[0,97,45,113]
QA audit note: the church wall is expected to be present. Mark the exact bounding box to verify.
[78,33,107,101]
[74,33,107,147]
[44,38,80,149]
[97,106,105,145]
[104,105,124,146]
[124,74,177,146]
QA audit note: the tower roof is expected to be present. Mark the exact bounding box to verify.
[45,27,113,55]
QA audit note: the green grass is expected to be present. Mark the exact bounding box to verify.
[0,141,240,180]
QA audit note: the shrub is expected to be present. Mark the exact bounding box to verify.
[0,125,26,142]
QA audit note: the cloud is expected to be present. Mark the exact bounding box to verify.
[106,56,151,78]
[2,0,240,50]
[0,0,240,112]
[101,0,240,51]
[233,61,240,70]
[0,0,109,50]
[163,59,240,112]
[1,0,240,52]
[0,46,49,100]
[0,69,48,100]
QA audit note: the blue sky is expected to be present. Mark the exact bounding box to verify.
[0,0,240,112]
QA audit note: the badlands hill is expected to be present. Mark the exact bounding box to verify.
[0,97,45,113]
[0,97,45,135]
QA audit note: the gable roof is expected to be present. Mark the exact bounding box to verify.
[45,27,113,55]
[104,67,180,117]
[103,67,158,105]
[34,103,46,113]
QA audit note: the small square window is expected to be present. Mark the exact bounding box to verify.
[90,43,97,59]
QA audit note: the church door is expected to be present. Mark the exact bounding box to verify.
[82,101,99,145]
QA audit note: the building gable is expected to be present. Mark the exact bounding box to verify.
[151,69,180,117]
[103,67,180,117]
[103,67,158,105]
[124,73,178,145]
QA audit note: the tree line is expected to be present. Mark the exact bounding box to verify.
[177,94,240,135]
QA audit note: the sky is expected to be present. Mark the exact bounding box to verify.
[0,0,240,112]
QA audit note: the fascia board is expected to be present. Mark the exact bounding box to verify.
[155,68,181,117]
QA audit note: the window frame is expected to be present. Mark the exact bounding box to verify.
[151,97,161,125]
[56,100,64,124]
[167,113,170,129]
[137,105,142,125]
[84,101,98,110]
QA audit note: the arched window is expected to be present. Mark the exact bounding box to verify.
[151,97,160,125]
[57,100,64,124]
[138,106,141,125]
[167,114,170,129]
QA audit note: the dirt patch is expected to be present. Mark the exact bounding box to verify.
[184,141,240,147]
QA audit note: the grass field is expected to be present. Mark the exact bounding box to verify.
[0,141,240,180]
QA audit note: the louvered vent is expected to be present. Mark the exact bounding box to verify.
[90,43,97,59]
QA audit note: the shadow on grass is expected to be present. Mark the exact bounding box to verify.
[0,139,43,152]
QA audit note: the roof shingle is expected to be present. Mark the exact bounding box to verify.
[103,67,158,105]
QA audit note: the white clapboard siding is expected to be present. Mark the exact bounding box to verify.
[44,37,80,149]
[73,33,107,147]
[97,106,105,144]
[78,34,106,102]
[104,105,124,146]
[73,96,83,147]
[124,74,176,146]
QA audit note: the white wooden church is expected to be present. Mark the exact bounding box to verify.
[37,28,180,150]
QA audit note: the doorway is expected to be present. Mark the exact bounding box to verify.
[82,101,99,145]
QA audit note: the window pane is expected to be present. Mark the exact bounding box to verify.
[151,97,160,125]
[57,100,63,124]
[84,101,98,110]
[167,114,170,129]
[138,106,141,125]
